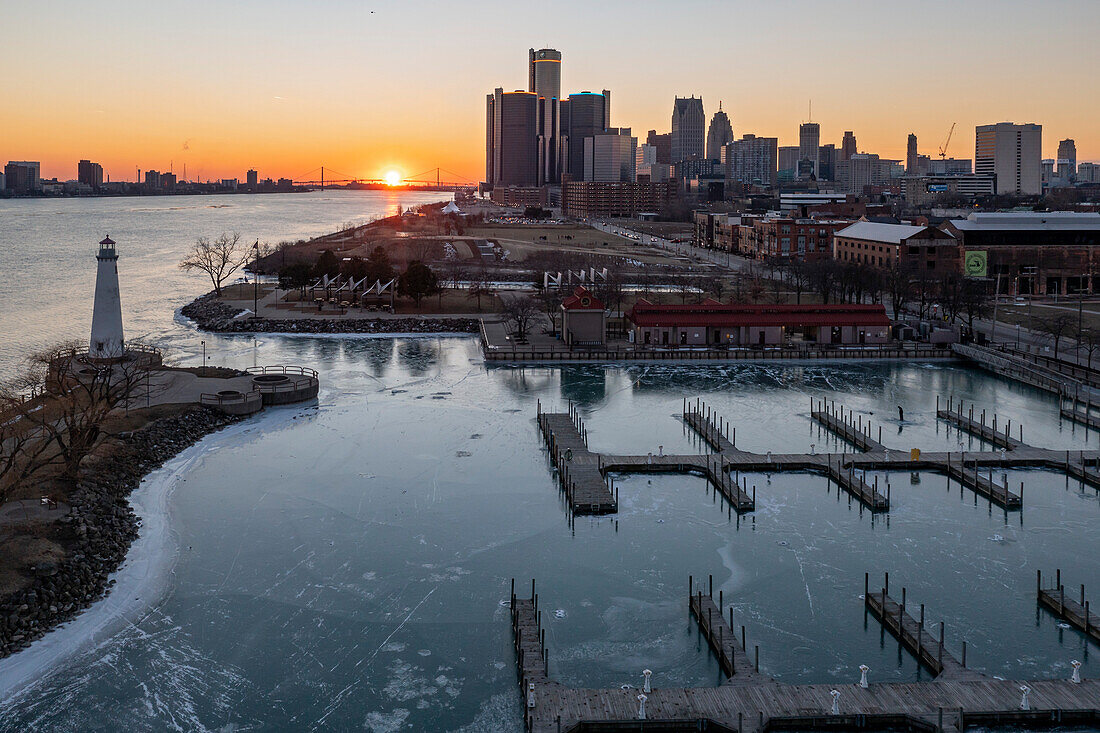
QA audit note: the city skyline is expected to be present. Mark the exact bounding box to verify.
[4,0,1100,182]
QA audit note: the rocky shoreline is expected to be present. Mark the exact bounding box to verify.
[181,292,480,334]
[0,406,242,659]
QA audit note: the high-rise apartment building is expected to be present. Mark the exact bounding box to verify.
[646,130,672,165]
[836,154,894,194]
[4,161,41,193]
[705,103,733,161]
[671,97,705,163]
[906,134,919,174]
[1078,162,1099,184]
[798,123,820,178]
[78,159,104,189]
[529,48,562,185]
[561,91,610,181]
[485,88,539,187]
[583,128,636,182]
[974,122,1042,195]
[722,134,778,188]
[840,131,857,161]
[246,169,259,187]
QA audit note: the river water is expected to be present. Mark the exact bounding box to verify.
[0,194,1098,732]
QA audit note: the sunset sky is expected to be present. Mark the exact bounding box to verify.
[4,0,1099,183]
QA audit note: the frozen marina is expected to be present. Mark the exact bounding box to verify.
[0,338,1098,731]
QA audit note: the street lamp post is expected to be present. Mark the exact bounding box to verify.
[201,339,206,376]
[253,240,260,317]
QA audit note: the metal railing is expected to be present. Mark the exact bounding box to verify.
[246,365,318,379]
[485,344,955,362]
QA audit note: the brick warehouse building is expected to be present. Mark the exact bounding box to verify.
[945,212,1100,295]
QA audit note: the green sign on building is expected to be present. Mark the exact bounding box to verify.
[964,250,987,278]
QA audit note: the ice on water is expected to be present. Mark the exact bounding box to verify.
[0,338,1098,731]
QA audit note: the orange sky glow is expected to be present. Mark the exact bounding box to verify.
[4,1,1099,184]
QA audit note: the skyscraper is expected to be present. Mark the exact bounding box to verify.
[1057,138,1077,180]
[975,122,1042,195]
[583,128,636,182]
[485,88,539,187]
[798,123,820,178]
[817,144,836,181]
[671,97,705,163]
[529,48,562,185]
[561,91,610,181]
[778,146,799,180]
[705,103,733,161]
[841,131,857,161]
[647,130,672,165]
[906,134,919,174]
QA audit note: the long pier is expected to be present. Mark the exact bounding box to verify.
[537,401,617,515]
[688,576,768,683]
[1038,570,1100,646]
[811,400,886,452]
[511,582,1100,733]
[1064,459,1100,490]
[825,457,890,511]
[937,397,1022,450]
[1061,406,1100,429]
[943,455,1022,509]
[863,574,974,680]
[684,398,737,453]
[600,453,755,513]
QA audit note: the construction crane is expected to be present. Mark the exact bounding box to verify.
[938,122,956,160]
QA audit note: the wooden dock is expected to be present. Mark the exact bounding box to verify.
[811,400,886,452]
[683,398,738,453]
[943,455,1022,509]
[600,453,755,513]
[537,401,617,515]
[688,576,768,684]
[937,396,1022,450]
[1064,459,1100,490]
[511,582,1100,733]
[1037,570,1100,646]
[863,574,976,680]
[1061,406,1100,429]
[824,457,890,511]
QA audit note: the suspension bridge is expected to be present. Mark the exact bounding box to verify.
[292,166,477,192]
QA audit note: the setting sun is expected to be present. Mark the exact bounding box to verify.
[383,170,402,186]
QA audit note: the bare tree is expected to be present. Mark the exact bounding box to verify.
[786,260,809,304]
[885,264,914,318]
[0,343,160,488]
[502,295,540,341]
[466,266,491,312]
[1036,313,1076,358]
[179,232,249,296]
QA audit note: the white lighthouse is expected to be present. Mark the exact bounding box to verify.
[89,236,125,360]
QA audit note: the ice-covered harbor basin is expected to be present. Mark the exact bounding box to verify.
[1,336,1098,732]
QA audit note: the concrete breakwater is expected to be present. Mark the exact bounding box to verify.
[0,406,242,659]
[181,292,479,334]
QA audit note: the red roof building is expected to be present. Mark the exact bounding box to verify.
[629,300,890,347]
[560,287,607,347]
